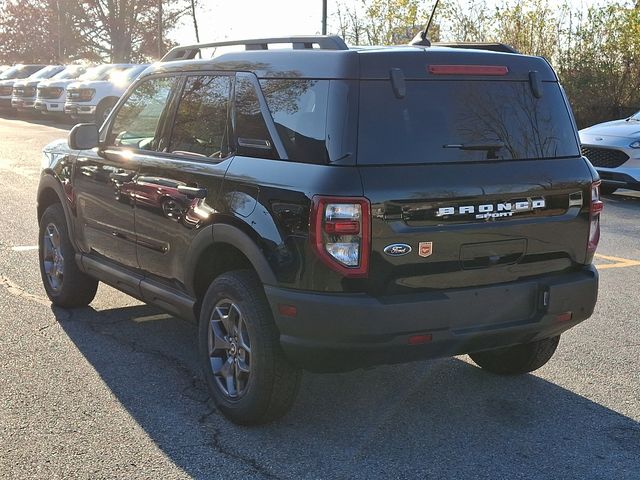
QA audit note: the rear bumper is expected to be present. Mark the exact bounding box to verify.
[266,266,598,372]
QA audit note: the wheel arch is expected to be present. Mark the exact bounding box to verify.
[37,174,84,268]
[186,223,278,311]
[37,174,71,227]
[97,95,119,109]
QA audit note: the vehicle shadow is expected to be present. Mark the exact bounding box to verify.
[0,110,74,128]
[54,305,640,480]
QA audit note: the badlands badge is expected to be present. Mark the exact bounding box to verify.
[418,242,433,258]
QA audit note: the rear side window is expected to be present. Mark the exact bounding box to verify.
[260,79,329,163]
[357,80,580,165]
[235,76,277,159]
[109,77,176,150]
[169,75,232,159]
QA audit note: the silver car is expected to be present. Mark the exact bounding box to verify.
[579,112,640,194]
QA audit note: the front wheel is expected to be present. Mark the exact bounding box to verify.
[95,98,116,125]
[38,203,98,307]
[469,335,560,375]
[198,270,302,425]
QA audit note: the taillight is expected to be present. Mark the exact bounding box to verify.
[310,196,371,278]
[586,180,603,262]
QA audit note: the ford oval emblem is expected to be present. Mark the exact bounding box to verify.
[384,243,412,256]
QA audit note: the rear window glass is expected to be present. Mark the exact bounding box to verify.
[357,80,580,165]
[235,76,277,159]
[260,79,329,163]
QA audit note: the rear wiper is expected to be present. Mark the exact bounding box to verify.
[443,142,505,151]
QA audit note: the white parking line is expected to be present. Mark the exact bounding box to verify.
[11,245,38,252]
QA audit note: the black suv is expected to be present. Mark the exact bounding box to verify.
[37,36,601,425]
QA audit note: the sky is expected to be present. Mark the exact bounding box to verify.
[170,0,604,45]
[171,0,334,45]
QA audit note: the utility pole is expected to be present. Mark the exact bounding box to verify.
[322,0,327,35]
[191,0,200,42]
[56,0,62,62]
[158,0,163,58]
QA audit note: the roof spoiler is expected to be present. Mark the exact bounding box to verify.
[433,42,520,54]
[161,35,349,62]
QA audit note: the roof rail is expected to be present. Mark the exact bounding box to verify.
[433,42,520,54]
[161,35,349,62]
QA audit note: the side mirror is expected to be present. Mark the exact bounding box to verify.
[68,123,99,150]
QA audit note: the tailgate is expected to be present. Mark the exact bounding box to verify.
[360,158,593,295]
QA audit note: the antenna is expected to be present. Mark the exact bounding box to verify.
[410,0,441,47]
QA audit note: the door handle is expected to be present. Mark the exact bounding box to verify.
[177,185,208,198]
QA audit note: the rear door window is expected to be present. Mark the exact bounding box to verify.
[357,80,580,165]
[168,75,232,159]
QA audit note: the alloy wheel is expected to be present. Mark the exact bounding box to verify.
[42,223,64,292]
[208,299,252,399]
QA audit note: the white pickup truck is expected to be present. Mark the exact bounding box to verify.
[0,65,47,110]
[13,65,85,113]
[35,65,114,116]
[64,64,149,123]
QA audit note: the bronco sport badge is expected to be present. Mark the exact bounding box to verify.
[436,198,546,220]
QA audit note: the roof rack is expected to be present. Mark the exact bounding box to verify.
[161,35,349,62]
[433,42,519,54]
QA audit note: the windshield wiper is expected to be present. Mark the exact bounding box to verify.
[443,142,505,151]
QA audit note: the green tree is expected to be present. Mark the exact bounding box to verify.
[72,0,191,62]
[335,0,438,46]
[0,0,86,63]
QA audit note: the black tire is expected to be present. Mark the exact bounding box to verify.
[469,335,560,375]
[95,98,116,125]
[38,203,98,308]
[198,270,302,425]
[600,185,618,195]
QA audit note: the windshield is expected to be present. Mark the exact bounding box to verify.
[0,65,42,80]
[78,65,114,82]
[28,65,63,80]
[124,65,148,81]
[357,80,580,164]
[51,65,86,80]
[107,65,145,86]
[628,111,640,121]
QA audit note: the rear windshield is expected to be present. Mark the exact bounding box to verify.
[357,80,580,165]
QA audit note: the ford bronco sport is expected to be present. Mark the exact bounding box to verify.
[37,35,601,425]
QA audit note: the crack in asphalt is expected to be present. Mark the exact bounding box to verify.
[0,274,51,307]
[0,272,276,477]
[209,427,284,480]
[57,308,281,477]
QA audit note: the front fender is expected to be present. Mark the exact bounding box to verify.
[37,172,81,253]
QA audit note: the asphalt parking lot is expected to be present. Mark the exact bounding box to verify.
[0,115,638,479]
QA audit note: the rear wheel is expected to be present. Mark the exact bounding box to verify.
[469,335,560,375]
[198,270,302,425]
[39,203,98,307]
